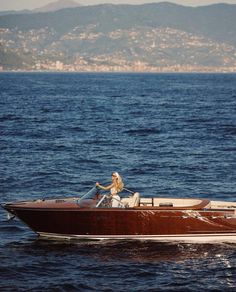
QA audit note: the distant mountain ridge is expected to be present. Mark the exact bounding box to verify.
[0,0,81,15]
[0,3,236,46]
[0,2,236,71]
[0,10,31,16]
[33,0,82,13]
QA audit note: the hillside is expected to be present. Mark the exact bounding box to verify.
[33,0,81,13]
[0,3,236,72]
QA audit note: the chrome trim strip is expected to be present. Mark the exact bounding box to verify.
[38,232,236,242]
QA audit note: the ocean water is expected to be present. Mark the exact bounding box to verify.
[0,72,236,291]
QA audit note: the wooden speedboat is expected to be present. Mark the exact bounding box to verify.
[2,187,236,242]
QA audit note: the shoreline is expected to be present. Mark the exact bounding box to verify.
[1,70,236,74]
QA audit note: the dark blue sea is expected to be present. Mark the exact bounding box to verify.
[0,72,236,291]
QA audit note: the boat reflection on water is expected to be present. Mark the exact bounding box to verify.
[31,236,236,264]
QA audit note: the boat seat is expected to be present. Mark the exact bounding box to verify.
[128,192,140,207]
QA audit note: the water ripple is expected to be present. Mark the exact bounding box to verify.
[0,73,236,290]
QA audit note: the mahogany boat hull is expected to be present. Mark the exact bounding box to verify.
[3,202,236,242]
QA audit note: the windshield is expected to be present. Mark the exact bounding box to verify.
[77,186,99,203]
[77,186,136,208]
[77,186,112,208]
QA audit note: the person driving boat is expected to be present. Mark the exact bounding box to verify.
[96,172,124,207]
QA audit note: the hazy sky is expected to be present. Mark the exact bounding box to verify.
[1,0,236,11]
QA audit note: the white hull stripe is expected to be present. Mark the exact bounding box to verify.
[38,232,236,242]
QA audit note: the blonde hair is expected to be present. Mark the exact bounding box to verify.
[112,172,124,193]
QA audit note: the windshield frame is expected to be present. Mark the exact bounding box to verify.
[77,186,135,208]
[77,186,99,204]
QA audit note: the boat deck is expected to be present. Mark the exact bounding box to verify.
[4,195,236,212]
